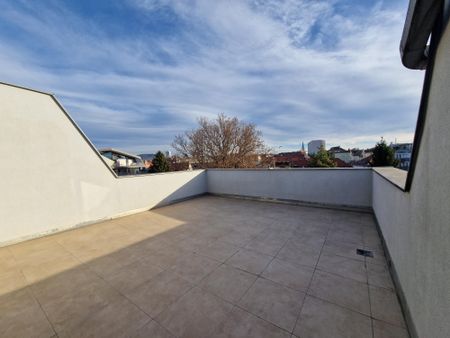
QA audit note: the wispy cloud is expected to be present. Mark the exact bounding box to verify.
[0,0,423,153]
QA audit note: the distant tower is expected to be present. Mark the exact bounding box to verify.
[308,140,326,155]
[301,142,305,153]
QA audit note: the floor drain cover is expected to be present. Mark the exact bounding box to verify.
[356,248,374,257]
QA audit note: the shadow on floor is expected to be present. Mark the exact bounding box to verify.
[0,196,409,338]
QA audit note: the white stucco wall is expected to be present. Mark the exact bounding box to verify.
[372,24,450,338]
[207,168,372,209]
[0,84,207,246]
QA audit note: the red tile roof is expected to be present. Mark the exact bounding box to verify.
[333,158,352,167]
[274,151,309,167]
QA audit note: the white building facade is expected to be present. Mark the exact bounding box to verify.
[307,139,325,155]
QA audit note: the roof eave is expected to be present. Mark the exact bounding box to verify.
[400,0,444,70]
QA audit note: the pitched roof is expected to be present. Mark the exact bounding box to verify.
[329,146,348,153]
[333,158,352,167]
[98,148,142,160]
[274,151,309,167]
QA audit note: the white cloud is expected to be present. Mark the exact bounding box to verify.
[0,0,423,153]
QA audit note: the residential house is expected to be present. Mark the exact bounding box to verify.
[273,151,309,168]
[328,146,353,163]
[99,148,145,176]
[391,143,413,170]
[333,157,352,167]
[329,146,371,164]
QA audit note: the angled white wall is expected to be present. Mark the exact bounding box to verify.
[0,84,207,246]
[372,23,450,338]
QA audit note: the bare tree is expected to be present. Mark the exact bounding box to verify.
[172,114,269,168]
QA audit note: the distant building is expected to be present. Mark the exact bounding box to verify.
[308,140,325,155]
[99,148,145,176]
[169,157,192,171]
[138,152,172,169]
[333,158,352,167]
[273,151,309,168]
[353,155,373,167]
[391,143,413,170]
[328,146,372,164]
[328,146,353,163]
[328,146,347,154]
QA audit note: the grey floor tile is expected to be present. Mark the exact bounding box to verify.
[0,269,28,295]
[294,296,372,338]
[308,270,370,315]
[239,277,305,332]
[276,240,321,268]
[0,248,18,274]
[134,319,175,338]
[226,249,273,275]
[331,221,363,234]
[157,287,233,338]
[373,319,410,338]
[289,232,326,248]
[213,306,291,338]
[367,263,394,290]
[245,236,286,256]
[0,288,55,338]
[86,248,142,278]
[126,270,193,318]
[370,285,406,328]
[200,264,257,303]
[57,296,149,338]
[102,258,164,294]
[365,250,388,267]
[322,240,365,262]
[262,258,314,292]
[169,253,221,284]
[197,240,240,262]
[37,278,123,335]
[220,230,256,247]
[327,229,364,246]
[317,253,367,283]
[363,232,383,249]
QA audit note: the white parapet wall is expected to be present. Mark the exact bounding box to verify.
[372,21,450,338]
[207,168,373,209]
[0,83,207,246]
[0,81,373,245]
[373,168,450,338]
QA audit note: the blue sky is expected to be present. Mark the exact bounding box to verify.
[0,0,424,153]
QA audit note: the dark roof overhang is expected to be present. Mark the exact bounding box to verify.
[400,0,444,69]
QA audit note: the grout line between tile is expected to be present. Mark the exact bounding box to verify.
[19,270,58,338]
[233,233,291,305]
[233,302,294,336]
[364,246,375,338]
[291,217,332,335]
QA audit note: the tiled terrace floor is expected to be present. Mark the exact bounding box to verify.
[0,196,409,338]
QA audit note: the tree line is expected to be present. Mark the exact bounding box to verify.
[148,114,400,170]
